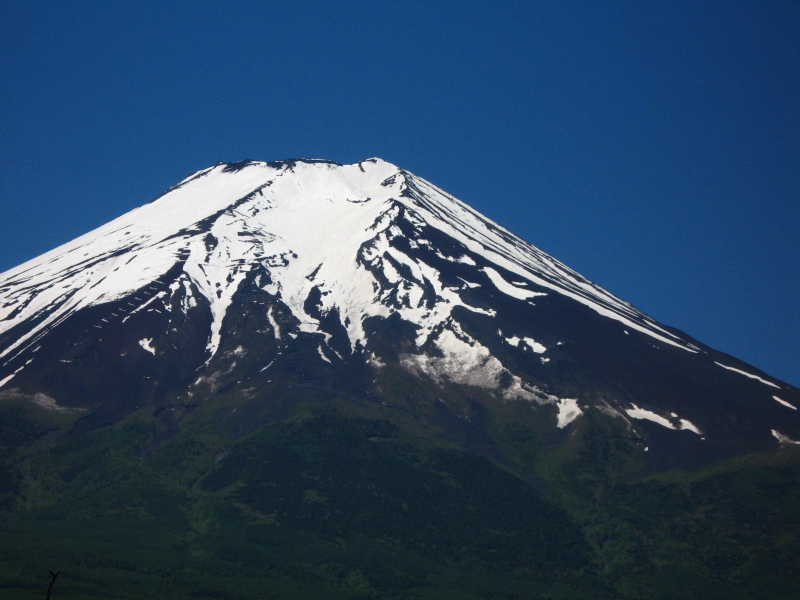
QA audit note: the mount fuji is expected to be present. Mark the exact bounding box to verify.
[1,158,798,599]
[1,157,797,457]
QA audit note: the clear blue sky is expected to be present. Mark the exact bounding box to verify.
[1,1,798,386]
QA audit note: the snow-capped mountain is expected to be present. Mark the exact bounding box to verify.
[1,158,798,464]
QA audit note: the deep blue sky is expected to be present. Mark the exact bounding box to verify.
[1,1,798,386]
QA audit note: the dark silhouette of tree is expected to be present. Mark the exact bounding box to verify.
[45,571,60,600]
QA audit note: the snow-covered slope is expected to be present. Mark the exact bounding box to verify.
[0,158,698,362]
[1,158,797,457]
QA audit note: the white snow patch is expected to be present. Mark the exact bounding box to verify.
[367,353,385,369]
[170,277,198,312]
[773,396,797,410]
[484,266,546,300]
[677,418,702,435]
[401,321,576,423]
[139,338,156,355]
[402,324,503,389]
[267,306,281,339]
[714,362,780,388]
[403,321,534,404]
[461,304,496,316]
[624,404,702,435]
[772,430,800,445]
[625,404,675,429]
[505,335,547,354]
[500,375,547,403]
[317,346,331,364]
[556,398,582,428]
[457,277,480,288]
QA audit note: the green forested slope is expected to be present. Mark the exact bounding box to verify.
[1,397,798,600]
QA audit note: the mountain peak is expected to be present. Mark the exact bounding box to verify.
[212,157,397,174]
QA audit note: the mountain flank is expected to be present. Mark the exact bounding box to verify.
[1,158,798,599]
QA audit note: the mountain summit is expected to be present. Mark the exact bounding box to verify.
[2,158,800,599]
[1,158,798,462]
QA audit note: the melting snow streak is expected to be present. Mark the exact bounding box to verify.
[714,362,780,388]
